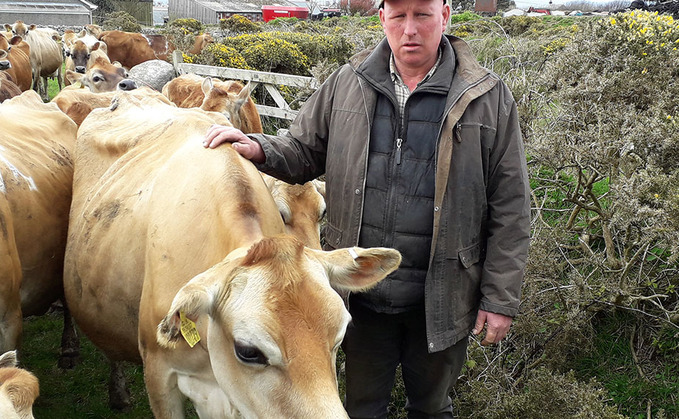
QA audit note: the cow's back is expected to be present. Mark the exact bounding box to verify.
[99,31,156,69]
[64,92,284,362]
[0,91,77,317]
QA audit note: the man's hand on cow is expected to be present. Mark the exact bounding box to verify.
[204,125,265,163]
[472,310,512,346]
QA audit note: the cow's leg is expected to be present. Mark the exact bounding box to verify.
[57,299,80,369]
[109,360,131,411]
[143,354,185,418]
[0,295,22,353]
[0,221,23,353]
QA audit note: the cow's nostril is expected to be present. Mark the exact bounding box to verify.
[75,66,86,74]
[117,79,138,91]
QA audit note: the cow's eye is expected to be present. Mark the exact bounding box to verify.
[65,51,70,57]
[234,341,268,365]
[86,54,91,59]
[92,75,103,82]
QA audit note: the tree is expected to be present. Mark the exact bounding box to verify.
[89,0,116,22]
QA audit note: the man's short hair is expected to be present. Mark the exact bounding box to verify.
[377,0,446,9]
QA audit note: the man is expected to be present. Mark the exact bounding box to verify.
[204,0,530,416]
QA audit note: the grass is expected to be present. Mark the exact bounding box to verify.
[566,312,679,418]
[21,310,156,418]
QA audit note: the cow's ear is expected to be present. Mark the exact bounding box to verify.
[91,41,101,51]
[4,24,11,31]
[312,179,326,199]
[156,249,246,349]
[0,350,17,368]
[65,69,83,85]
[317,247,401,292]
[9,35,21,45]
[156,272,217,349]
[201,76,213,96]
[29,24,37,31]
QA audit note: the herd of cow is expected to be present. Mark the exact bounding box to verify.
[0,20,403,418]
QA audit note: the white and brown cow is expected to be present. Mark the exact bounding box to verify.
[0,350,39,419]
[63,92,401,416]
[4,21,62,100]
[0,91,77,356]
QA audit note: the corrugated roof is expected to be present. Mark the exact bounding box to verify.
[193,0,300,13]
[0,0,91,12]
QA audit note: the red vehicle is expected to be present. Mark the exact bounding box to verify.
[527,6,552,14]
[261,6,309,21]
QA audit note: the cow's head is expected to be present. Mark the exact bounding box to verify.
[0,49,9,70]
[261,174,326,249]
[200,78,262,134]
[66,40,106,74]
[5,21,28,39]
[65,57,137,93]
[157,235,401,417]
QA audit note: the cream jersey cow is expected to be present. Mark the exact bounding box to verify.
[162,73,263,134]
[0,351,39,419]
[163,74,326,248]
[0,91,77,352]
[52,85,172,127]
[63,92,401,418]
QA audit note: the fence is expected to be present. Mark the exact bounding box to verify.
[172,50,319,121]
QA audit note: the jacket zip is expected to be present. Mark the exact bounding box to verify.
[354,75,371,245]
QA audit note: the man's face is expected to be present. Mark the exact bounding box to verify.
[379,0,450,75]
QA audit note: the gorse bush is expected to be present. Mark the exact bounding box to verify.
[167,18,204,34]
[241,37,309,74]
[219,14,261,34]
[194,43,251,69]
[101,11,141,32]
[214,32,352,75]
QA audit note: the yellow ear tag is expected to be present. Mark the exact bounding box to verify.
[179,311,201,348]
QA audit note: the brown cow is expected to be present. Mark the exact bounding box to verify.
[163,74,263,134]
[63,92,401,415]
[0,91,78,357]
[98,30,213,70]
[4,21,62,100]
[0,35,31,92]
[0,71,21,102]
[65,56,137,93]
[0,351,39,419]
[63,40,109,87]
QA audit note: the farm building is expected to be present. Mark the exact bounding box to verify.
[168,0,303,24]
[0,0,97,26]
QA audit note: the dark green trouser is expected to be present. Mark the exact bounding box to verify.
[342,302,468,419]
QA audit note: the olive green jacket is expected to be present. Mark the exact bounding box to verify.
[251,35,530,352]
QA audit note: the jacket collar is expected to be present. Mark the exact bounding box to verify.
[350,35,491,99]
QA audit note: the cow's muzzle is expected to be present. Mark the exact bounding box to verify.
[117,79,138,91]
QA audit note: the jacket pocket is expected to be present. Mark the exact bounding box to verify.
[323,223,342,251]
[458,242,485,269]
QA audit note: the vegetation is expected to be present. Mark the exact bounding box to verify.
[29,11,679,419]
[101,10,142,32]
